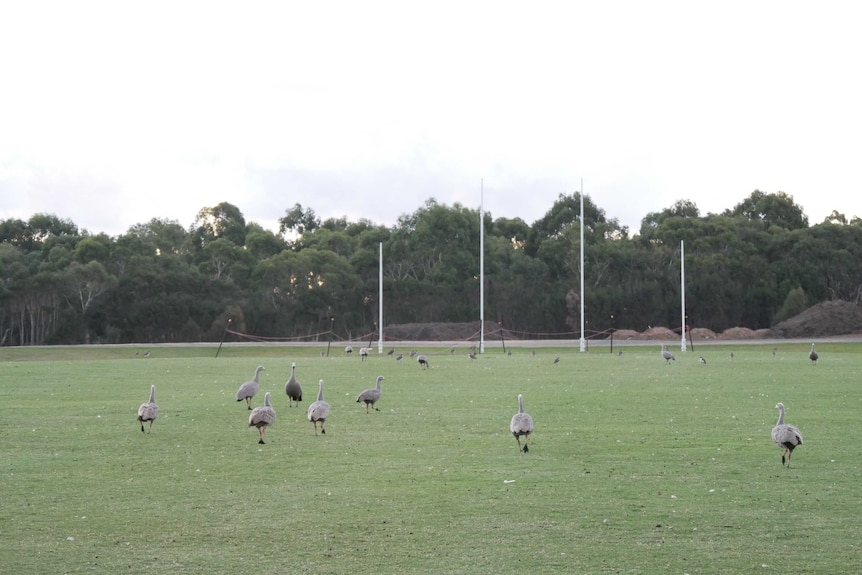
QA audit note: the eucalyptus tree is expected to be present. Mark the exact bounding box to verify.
[725,190,809,231]
[190,201,248,251]
[253,247,362,337]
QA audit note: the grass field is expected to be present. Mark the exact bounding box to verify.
[1,341,860,574]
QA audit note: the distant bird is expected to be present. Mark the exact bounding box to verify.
[409,350,417,357]
[356,376,384,413]
[772,347,778,357]
[661,344,675,364]
[772,402,803,466]
[143,351,151,358]
[284,362,302,407]
[508,351,513,357]
[510,394,534,453]
[396,353,403,361]
[360,347,370,361]
[699,356,706,364]
[387,348,395,356]
[345,345,353,354]
[308,380,331,434]
[137,385,159,433]
[468,352,477,360]
[236,365,264,410]
[809,343,819,364]
[450,347,456,355]
[730,352,734,361]
[417,354,430,369]
[553,356,560,364]
[617,350,623,356]
[248,392,276,444]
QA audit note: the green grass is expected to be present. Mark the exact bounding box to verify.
[1,342,860,574]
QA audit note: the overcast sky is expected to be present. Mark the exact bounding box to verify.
[2,1,860,238]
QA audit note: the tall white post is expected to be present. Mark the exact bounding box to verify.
[680,239,687,352]
[378,242,383,354]
[480,180,485,354]
[579,180,586,353]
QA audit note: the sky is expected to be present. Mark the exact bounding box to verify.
[2,1,861,238]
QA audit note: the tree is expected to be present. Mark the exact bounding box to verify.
[191,202,247,248]
[279,203,321,237]
[726,190,809,230]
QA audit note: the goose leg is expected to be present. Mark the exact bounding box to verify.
[140,422,145,433]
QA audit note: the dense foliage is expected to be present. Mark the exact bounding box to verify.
[1,191,861,345]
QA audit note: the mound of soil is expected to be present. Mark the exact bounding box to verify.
[718,327,759,340]
[690,328,718,340]
[640,327,679,340]
[770,300,862,338]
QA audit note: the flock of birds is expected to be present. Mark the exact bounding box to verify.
[135,349,534,453]
[137,342,817,462]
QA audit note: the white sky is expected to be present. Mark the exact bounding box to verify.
[2,1,860,238]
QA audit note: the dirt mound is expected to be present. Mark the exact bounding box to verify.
[640,327,679,340]
[770,300,862,338]
[718,327,759,339]
[690,328,718,340]
[383,321,517,342]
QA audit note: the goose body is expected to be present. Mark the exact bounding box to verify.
[356,376,384,412]
[284,362,303,407]
[308,380,331,434]
[236,365,264,410]
[510,394,534,453]
[809,343,819,364]
[249,392,276,444]
[771,402,803,466]
[360,347,370,361]
[661,344,675,363]
[137,385,159,433]
[417,354,429,369]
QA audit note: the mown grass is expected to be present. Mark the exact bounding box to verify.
[1,342,860,574]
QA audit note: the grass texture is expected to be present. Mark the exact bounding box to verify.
[1,342,860,574]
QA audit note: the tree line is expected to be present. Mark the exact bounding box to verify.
[1,190,861,346]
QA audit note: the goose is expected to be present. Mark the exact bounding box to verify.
[360,347,369,361]
[553,356,560,364]
[699,356,706,364]
[772,402,803,466]
[661,344,675,364]
[236,365,264,410]
[387,348,395,356]
[417,354,430,369]
[284,362,302,407]
[468,352,477,360]
[308,380,331,434]
[396,353,403,361]
[345,345,353,354]
[248,392,276,444]
[137,385,159,433]
[510,394,534,453]
[809,343,819,364]
[356,376,384,413]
